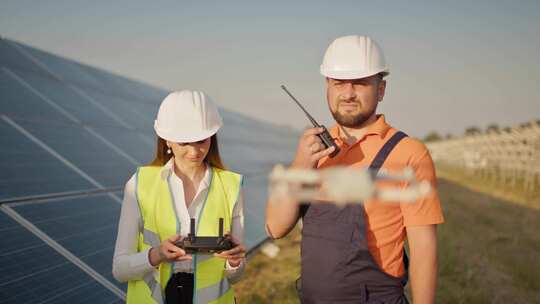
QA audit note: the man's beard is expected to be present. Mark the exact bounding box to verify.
[331,106,375,128]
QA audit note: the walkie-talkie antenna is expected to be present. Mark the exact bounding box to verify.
[280,84,341,158]
[280,85,321,128]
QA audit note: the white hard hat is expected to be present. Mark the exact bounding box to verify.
[154,90,223,143]
[320,35,389,80]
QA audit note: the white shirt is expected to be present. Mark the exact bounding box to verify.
[112,159,245,283]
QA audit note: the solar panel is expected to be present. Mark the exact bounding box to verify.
[90,126,155,164]
[8,70,131,129]
[10,40,164,103]
[0,68,71,123]
[80,89,158,131]
[0,210,123,304]
[11,194,126,291]
[11,118,137,188]
[0,120,95,201]
[243,174,271,247]
[0,37,297,302]
[0,40,45,75]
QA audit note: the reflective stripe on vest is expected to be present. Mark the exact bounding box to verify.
[126,165,242,304]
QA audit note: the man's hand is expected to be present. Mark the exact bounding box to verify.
[292,127,336,169]
[266,127,335,240]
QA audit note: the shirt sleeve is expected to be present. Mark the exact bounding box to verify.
[112,174,157,282]
[401,145,445,227]
[225,189,246,283]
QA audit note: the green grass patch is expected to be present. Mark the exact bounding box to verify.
[234,178,540,303]
[436,164,540,210]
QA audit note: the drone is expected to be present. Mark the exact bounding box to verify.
[269,165,431,206]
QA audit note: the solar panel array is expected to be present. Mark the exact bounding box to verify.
[0,37,297,303]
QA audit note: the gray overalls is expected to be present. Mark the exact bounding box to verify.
[300,131,409,304]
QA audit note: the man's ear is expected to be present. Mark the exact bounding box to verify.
[377,79,387,102]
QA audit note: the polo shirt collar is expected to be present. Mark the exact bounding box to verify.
[330,114,391,144]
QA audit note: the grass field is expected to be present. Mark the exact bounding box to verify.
[233,177,540,303]
[436,165,540,210]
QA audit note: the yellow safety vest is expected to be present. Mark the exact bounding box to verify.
[126,165,242,304]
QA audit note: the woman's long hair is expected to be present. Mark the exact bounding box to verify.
[148,134,226,170]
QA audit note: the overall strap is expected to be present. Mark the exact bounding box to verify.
[368,130,409,287]
[369,131,408,177]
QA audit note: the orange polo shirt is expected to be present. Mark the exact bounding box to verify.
[317,114,444,277]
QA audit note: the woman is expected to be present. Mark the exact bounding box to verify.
[113,90,246,304]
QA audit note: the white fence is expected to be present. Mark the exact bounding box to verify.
[426,121,540,192]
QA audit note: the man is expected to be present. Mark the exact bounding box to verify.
[266,35,444,304]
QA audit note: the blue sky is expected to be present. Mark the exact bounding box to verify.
[1,0,539,137]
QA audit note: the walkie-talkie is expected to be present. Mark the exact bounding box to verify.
[281,85,340,158]
[175,218,234,253]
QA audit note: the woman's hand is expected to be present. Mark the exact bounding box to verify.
[149,235,192,266]
[213,235,246,267]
